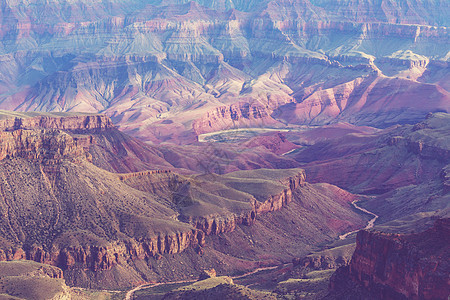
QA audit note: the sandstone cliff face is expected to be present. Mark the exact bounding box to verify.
[0,129,90,162]
[20,230,205,272]
[0,114,116,162]
[0,114,115,132]
[192,102,282,135]
[330,219,450,300]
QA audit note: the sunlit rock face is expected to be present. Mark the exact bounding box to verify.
[0,0,448,143]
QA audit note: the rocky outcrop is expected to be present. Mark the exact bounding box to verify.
[193,102,282,135]
[0,129,91,162]
[19,230,206,271]
[330,219,450,300]
[181,170,306,235]
[183,213,256,236]
[293,244,355,271]
[0,114,115,133]
[199,268,217,280]
[0,114,117,163]
[117,169,172,181]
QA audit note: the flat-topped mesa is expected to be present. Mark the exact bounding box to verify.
[121,168,306,236]
[0,114,115,133]
[0,114,116,162]
[0,129,91,162]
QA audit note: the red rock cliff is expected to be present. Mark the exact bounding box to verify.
[330,219,450,300]
[0,114,115,133]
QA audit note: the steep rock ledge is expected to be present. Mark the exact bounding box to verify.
[0,129,91,162]
[0,113,116,162]
[0,114,114,133]
[21,230,206,271]
[182,171,306,235]
[330,219,450,299]
[192,102,282,135]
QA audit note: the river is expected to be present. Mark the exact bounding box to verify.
[125,200,379,299]
[339,199,379,240]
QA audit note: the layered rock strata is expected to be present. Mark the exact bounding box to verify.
[330,219,450,300]
[0,113,312,287]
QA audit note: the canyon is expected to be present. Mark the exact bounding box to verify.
[0,0,447,144]
[0,112,368,289]
[0,0,447,299]
[0,110,446,297]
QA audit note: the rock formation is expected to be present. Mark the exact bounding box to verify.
[199,268,217,280]
[330,218,450,300]
[0,112,366,288]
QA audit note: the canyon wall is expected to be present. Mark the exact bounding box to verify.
[330,219,450,299]
[0,114,313,287]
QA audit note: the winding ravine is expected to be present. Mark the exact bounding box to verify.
[125,200,378,299]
